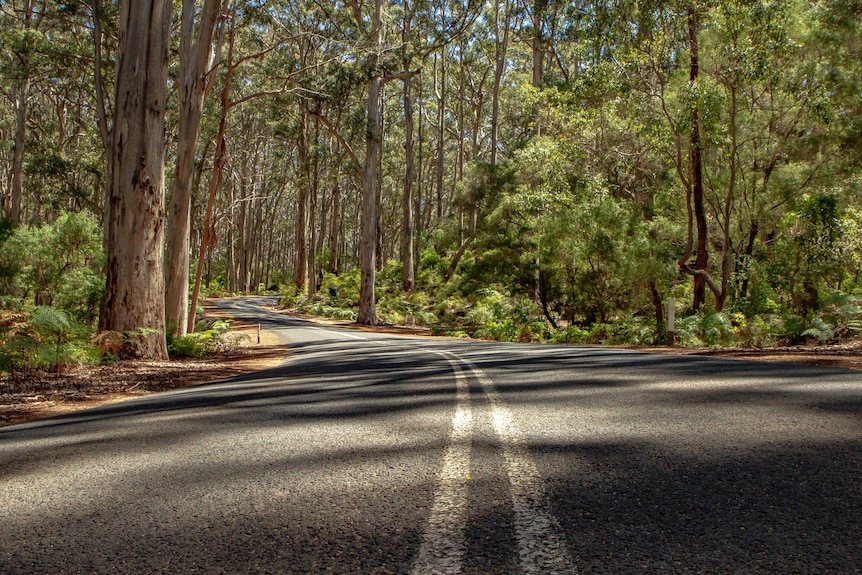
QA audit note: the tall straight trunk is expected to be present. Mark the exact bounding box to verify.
[226,183,236,291]
[434,49,446,220]
[295,109,310,293]
[188,5,235,332]
[402,73,416,291]
[457,37,466,185]
[358,0,384,325]
[328,181,340,274]
[415,75,424,266]
[375,89,385,274]
[9,0,40,222]
[10,76,29,222]
[401,12,415,292]
[531,6,544,89]
[164,0,222,339]
[308,117,320,293]
[101,0,171,359]
[689,6,708,312]
[490,0,511,167]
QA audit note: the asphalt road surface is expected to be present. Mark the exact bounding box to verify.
[2,296,862,574]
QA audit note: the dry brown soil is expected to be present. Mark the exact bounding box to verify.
[2,302,860,427]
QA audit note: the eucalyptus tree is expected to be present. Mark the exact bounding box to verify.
[2,0,47,222]
[101,0,171,359]
[164,0,225,339]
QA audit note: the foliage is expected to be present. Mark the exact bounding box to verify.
[167,320,241,359]
[0,306,99,372]
[0,212,104,322]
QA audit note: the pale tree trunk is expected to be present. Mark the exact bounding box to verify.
[402,74,416,291]
[165,0,223,339]
[401,6,415,291]
[328,181,341,274]
[308,116,320,293]
[9,0,43,222]
[490,0,510,167]
[91,0,111,219]
[101,0,171,359]
[531,5,544,89]
[357,0,384,325]
[10,76,29,222]
[188,4,235,333]
[435,50,446,219]
[295,109,310,293]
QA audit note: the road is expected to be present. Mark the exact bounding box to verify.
[2,296,862,574]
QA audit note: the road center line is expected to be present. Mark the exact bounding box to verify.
[410,355,472,575]
[461,357,577,575]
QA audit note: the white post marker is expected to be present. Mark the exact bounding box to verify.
[667,298,675,346]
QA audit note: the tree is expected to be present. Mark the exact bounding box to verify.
[357,0,384,325]
[100,0,171,359]
[164,0,224,339]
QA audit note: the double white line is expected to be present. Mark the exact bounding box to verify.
[411,351,576,575]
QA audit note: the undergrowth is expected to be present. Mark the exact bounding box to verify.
[277,259,862,349]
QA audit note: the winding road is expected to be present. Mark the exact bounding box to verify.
[2,296,862,574]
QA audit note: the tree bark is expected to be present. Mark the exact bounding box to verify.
[490,0,511,167]
[435,48,446,219]
[101,0,171,359]
[188,4,235,333]
[689,6,708,312]
[296,109,310,293]
[357,0,384,325]
[9,0,41,222]
[165,0,223,339]
[328,181,340,274]
[401,12,415,292]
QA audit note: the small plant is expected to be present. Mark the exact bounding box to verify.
[30,306,73,371]
[168,320,237,359]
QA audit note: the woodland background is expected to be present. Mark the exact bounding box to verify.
[1,0,862,368]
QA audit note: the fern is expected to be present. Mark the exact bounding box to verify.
[30,306,73,370]
[802,317,836,342]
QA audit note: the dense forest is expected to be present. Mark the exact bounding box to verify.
[1,0,861,365]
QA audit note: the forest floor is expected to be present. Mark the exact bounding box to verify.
[2,303,861,428]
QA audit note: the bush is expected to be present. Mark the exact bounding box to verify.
[167,320,242,359]
[0,212,103,322]
[0,306,99,372]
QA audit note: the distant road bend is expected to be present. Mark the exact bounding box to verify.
[2,296,862,574]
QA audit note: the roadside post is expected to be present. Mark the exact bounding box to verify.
[667,298,675,346]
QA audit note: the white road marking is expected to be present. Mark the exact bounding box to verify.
[266,319,575,574]
[463,358,577,575]
[411,356,472,575]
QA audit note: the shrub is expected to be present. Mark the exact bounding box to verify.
[167,320,241,359]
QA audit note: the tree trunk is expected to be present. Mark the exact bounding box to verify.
[308,116,320,293]
[164,0,222,339]
[9,0,39,222]
[101,0,171,359]
[401,17,415,292]
[358,0,384,325]
[188,5,235,333]
[295,109,310,293]
[490,0,511,167]
[435,49,446,219]
[531,5,544,89]
[689,6,708,312]
[328,182,340,274]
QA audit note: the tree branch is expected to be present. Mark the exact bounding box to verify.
[307,110,365,187]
